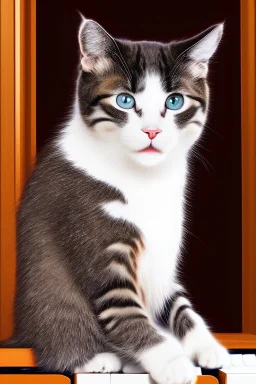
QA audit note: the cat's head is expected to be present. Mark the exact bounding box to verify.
[77,17,223,167]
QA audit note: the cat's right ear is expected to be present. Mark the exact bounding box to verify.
[78,16,116,74]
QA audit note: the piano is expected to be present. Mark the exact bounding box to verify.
[1,334,256,384]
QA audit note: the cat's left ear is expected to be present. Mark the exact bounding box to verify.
[78,16,116,73]
[174,24,224,77]
[186,24,224,62]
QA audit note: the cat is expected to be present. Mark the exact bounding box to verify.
[0,16,230,384]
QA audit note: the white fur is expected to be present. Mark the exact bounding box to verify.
[103,196,183,315]
[106,242,131,254]
[74,352,122,373]
[139,337,197,384]
[181,309,230,368]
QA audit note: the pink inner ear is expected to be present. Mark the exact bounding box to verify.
[81,55,95,72]
[81,55,112,74]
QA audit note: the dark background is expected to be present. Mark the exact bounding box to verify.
[37,0,241,332]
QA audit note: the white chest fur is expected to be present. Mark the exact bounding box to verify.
[58,119,188,317]
[103,176,185,316]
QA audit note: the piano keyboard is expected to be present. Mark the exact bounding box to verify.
[75,354,256,384]
[74,369,203,384]
[218,352,256,383]
[1,347,256,383]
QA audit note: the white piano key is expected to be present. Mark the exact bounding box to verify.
[243,354,256,366]
[221,366,256,374]
[75,367,203,384]
[231,354,243,366]
[195,367,202,375]
[111,374,151,384]
[75,373,111,384]
[223,353,232,368]
[111,371,202,384]
[220,373,256,384]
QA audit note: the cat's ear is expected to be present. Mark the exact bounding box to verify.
[187,24,224,62]
[175,24,224,62]
[78,16,116,73]
[174,24,223,78]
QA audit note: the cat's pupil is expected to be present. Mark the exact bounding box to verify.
[123,96,131,103]
[170,97,178,105]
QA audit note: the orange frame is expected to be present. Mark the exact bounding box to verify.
[0,0,255,342]
[0,0,36,340]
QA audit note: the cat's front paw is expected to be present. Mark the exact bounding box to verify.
[196,342,230,369]
[74,352,122,373]
[183,325,230,369]
[140,339,197,384]
[150,355,196,384]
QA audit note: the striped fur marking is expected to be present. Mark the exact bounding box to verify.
[105,314,148,332]
[99,306,145,321]
[96,288,142,306]
[99,103,128,126]
[157,290,189,326]
[96,296,142,313]
[107,243,131,254]
[175,106,200,128]
[169,294,191,328]
[88,118,116,127]
[94,279,137,299]
[173,305,195,339]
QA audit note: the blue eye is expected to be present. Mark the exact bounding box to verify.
[116,94,135,109]
[165,94,184,110]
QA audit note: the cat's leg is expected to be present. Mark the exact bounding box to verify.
[13,227,111,373]
[163,285,230,369]
[92,255,197,384]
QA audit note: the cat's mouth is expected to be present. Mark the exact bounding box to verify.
[138,144,161,154]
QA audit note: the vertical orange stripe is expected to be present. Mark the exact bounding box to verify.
[0,0,16,340]
[0,0,36,340]
[241,0,256,333]
[0,375,70,384]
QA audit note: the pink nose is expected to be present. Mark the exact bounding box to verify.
[142,128,162,140]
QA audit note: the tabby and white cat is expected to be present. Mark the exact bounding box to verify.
[1,17,230,384]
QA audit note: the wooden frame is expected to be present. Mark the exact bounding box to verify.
[0,0,16,340]
[0,0,255,340]
[0,0,36,340]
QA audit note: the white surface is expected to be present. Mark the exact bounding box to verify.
[75,370,203,384]
[221,366,256,374]
[223,373,256,384]
[243,354,256,366]
[231,354,243,367]
[111,374,151,384]
[75,373,111,384]
[221,354,256,373]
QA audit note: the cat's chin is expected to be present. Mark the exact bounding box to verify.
[130,151,167,167]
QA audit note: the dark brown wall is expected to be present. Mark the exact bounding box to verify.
[37,0,241,332]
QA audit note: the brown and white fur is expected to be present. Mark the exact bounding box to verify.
[0,17,230,384]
